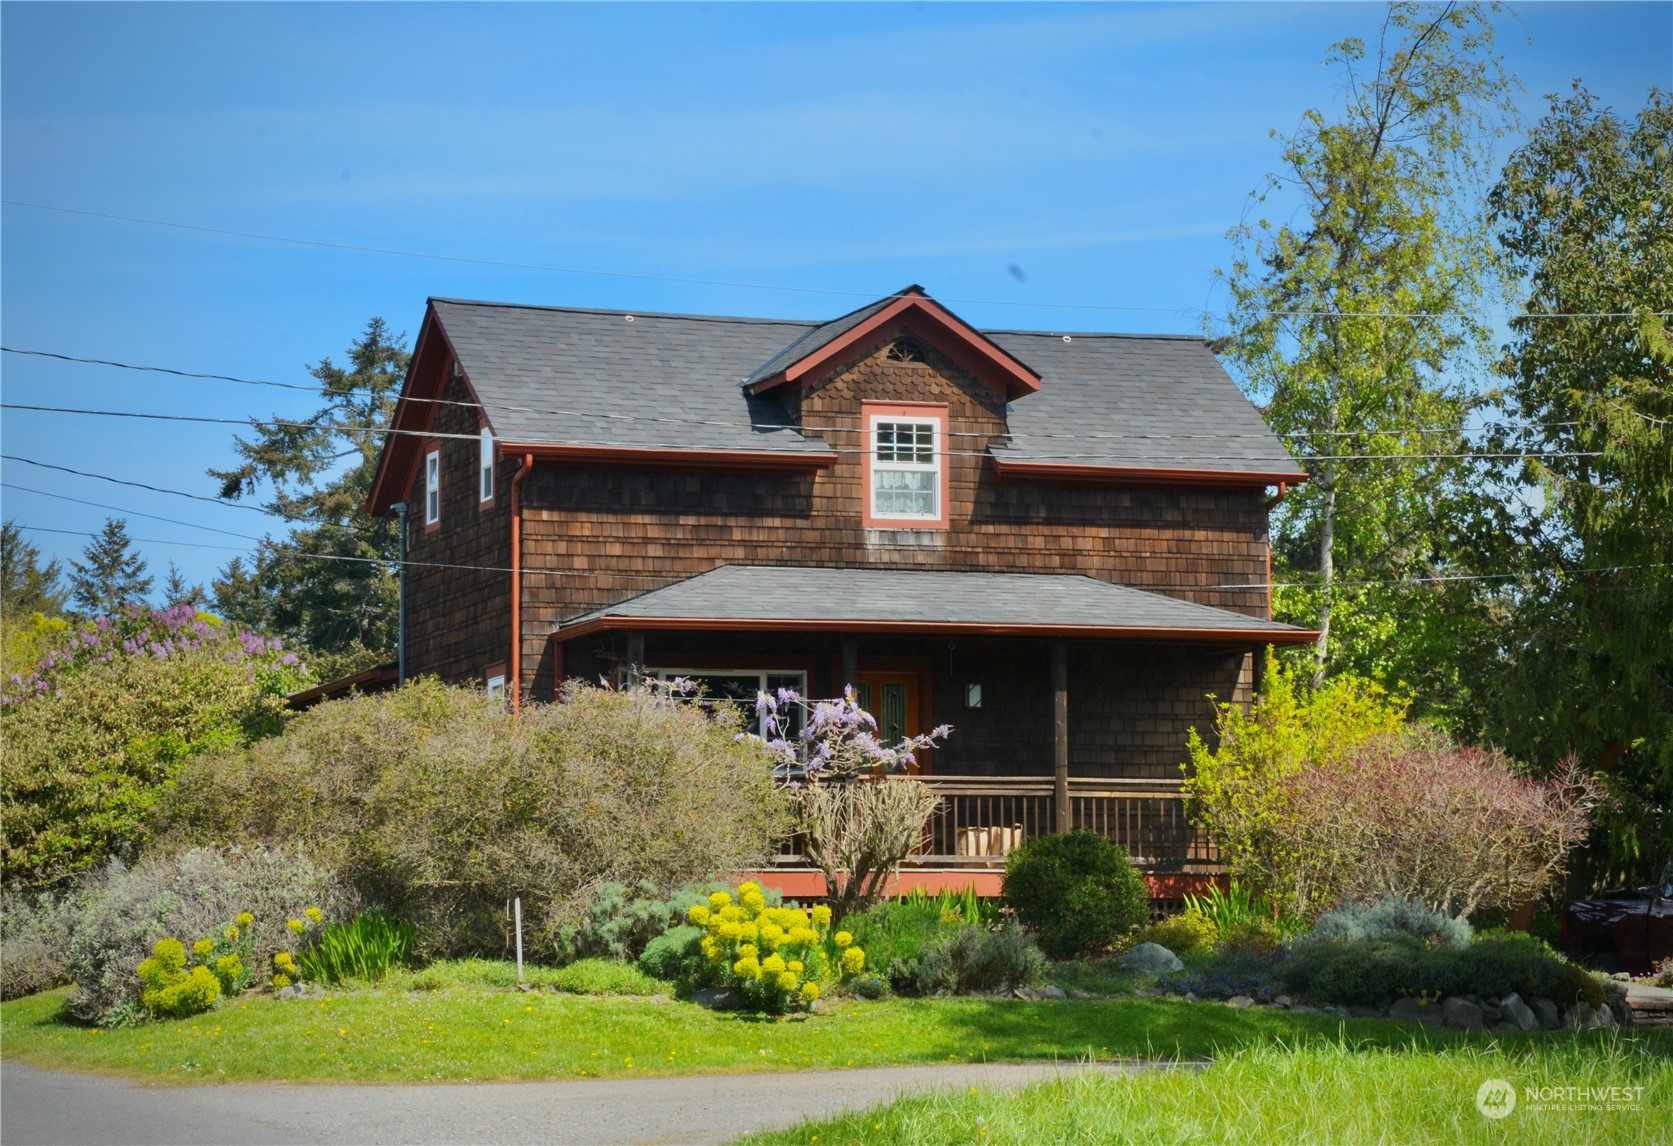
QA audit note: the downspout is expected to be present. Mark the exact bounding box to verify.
[391,502,408,685]
[509,454,533,716]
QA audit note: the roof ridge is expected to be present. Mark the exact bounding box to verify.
[428,297,822,328]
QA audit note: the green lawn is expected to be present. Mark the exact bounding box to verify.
[740,1038,1673,1145]
[2,984,1619,1086]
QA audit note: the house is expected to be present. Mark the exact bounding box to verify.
[364,285,1315,902]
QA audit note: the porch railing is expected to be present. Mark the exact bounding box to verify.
[772,775,1219,873]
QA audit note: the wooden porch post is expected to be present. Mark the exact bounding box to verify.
[1052,640,1070,834]
[840,636,858,695]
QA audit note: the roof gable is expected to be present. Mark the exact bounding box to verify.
[743,286,1041,402]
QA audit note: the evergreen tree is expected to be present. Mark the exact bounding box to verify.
[68,518,153,615]
[161,562,205,608]
[209,319,409,657]
[1,520,68,619]
[1214,2,1516,703]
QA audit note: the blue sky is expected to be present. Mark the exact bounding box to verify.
[3,1,1668,594]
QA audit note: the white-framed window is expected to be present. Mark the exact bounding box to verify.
[651,668,807,737]
[486,674,507,700]
[870,416,940,520]
[424,450,441,525]
[479,428,495,503]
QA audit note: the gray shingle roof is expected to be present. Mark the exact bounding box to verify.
[429,293,1301,475]
[740,290,908,388]
[558,565,1312,638]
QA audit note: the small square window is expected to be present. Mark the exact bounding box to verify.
[424,450,441,525]
[486,674,506,700]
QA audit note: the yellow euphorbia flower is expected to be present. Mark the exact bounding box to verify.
[811,905,833,926]
[193,938,214,958]
[833,931,853,948]
[287,919,305,935]
[708,891,732,911]
[304,907,323,923]
[235,912,255,927]
[687,904,711,926]
[777,971,799,992]
[841,947,866,975]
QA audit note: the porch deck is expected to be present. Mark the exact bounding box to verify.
[757,774,1223,901]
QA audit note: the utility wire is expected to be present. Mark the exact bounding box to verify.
[6,199,1667,321]
[1,346,1585,444]
[1,403,1608,463]
[0,454,281,515]
[0,482,266,541]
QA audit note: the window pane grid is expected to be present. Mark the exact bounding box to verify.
[871,418,939,519]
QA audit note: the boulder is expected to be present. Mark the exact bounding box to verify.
[690,987,739,1011]
[1042,985,1068,1001]
[1532,998,1561,1030]
[1227,995,1255,1008]
[1563,1001,1595,1030]
[1596,1003,1619,1029]
[1388,996,1446,1027]
[1123,942,1184,974]
[1500,995,1541,1033]
[1441,996,1485,1032]
[1273,995,1294,1009]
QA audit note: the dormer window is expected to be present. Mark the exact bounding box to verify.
[862,401,950,529]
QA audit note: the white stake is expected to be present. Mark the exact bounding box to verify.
[514,896,524,983]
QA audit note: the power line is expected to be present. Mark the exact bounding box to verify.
[1,345,1585,445]
[1,454,280,515]
[7,198,1667,322]
[2,403,1607,464]
[0,482,266,541]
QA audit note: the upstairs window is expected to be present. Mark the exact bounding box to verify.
[479,428,495,503]
[424,449,440,525]
[863,402,948,528]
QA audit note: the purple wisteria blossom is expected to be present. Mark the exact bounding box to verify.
[747,686,950,785]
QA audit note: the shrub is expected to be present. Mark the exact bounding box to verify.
[155,679,789,960]
[908,925,1047,995]
[1003,832,1150,958]
[1281,737,1598,919]
[297,911,413,985]
[1310,896,1473,951]
[1,604,308,887]
[135,939,222,1019]
[689,882,860,1013]
[848,901,956,987]
[1137,907,1219,957]
[561,880,766,964]
[1185,880,1301,938]
[637,925,705,983]
[65,845,355,1025]
[1277,931,1605,1008]
[1181,655,1410,917]
[0,884,86,999]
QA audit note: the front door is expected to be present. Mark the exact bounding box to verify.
[854,672,927,774]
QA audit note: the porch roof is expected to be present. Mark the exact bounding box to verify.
[550,565,1318,644]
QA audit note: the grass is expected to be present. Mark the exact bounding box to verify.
[740,1038,1673,1145]
[9,976,1642,1086]
[391,957,666,995]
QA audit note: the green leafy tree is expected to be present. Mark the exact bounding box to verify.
[1478,86,1672,881]
[209,319,408,659]
[1182,654,1411,917]
[1214,2,1517,698]
[68,517,153,615]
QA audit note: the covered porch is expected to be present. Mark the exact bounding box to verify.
[546,564,1316,899]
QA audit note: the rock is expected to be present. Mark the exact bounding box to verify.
[1532,998,1561,1030]
[1478,1003,1501,1022]
[1320,1005,1346,1017]
[516,983,533,993]
[1123,942,1184,974]
[1441,996,1485,1032]
[1273,995,1293,1009]
[1289,1003,1317,1014]
[1388,997,1446,1027]
[1563,1001,1595,1030]
[646,994,670,1004]
[690,987,739,1011]
[1227,995,1255,1008]
[1012,986,1042,1000]
[1043,985,1068,1000]
[1500,995,1541,1033]
[1596,1003,1619,1029]
[1182,991,1198,1002]
[278,985,299,1000]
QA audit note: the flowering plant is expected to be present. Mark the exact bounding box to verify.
[135,909,260,1019]
[688,883,864,1013]
[742,688,950,921]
